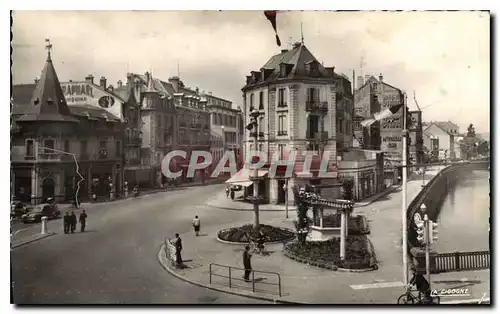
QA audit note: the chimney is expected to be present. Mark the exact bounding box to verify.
[108,85,114,92]
[365,74,371,82]
[168,76,180,93]
[209,92,212,96]
[85,74,94,84]
[100,76,107,89]
[34,77,40,84]
[281,49,288,53]
[357,76,364,87]
[379,73,383,82]
[117,80,123,88]
[196,87,199,94]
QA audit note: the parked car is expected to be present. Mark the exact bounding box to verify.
[11,201,29,219]
[21,203,61,223]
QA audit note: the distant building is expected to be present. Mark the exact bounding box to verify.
[114,72,178,187]
[11,43,125,203]
[203,92,243,175]
[423,121,458,161]
[408,110,424,167]
[354,74,407,184]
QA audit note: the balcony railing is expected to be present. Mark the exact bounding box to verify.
[277,101,287,108]
[306,101,328,112]
[277,131,288,136]
[37,153,61,161]
[127,158,141,165]
[250,132,265,138]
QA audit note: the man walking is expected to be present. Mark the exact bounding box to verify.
[63,212,70,234]
[192,215,201,236]
[174,233,183,267]
[225,186,230,198]
[242,245,253,282]
[70,211,77,234]
[79,210,88,232]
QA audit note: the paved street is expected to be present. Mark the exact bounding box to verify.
[11,184,269,304]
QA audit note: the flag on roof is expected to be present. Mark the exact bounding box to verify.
[264,11,281,47]
[361,103,404,127]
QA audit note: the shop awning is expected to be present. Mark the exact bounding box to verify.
[225,168,268,185]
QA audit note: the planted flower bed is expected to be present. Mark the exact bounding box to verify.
[284,235,377,270]
[217,224,295,243]
[310,214,370,235]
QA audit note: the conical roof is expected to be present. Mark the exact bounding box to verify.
[17,43,78,123]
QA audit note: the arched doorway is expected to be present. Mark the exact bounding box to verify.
[42,177,55,202]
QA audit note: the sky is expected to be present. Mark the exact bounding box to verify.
[11,10,490,133]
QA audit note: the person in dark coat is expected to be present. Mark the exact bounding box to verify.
[242,245,252,282]
[225,187,230,198]
[70,211,77,233]
[79,210,88,232]
[174,233,183,267]
[63,212,70,234]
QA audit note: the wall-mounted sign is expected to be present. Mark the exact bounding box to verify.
[382,136,402,142]
[98,96,115,108]
[382,94,400,108]
[381,115,402,129]
[61,83,94,97]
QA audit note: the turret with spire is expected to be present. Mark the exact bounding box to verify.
[17,39,78,123]
[142,71,159,109]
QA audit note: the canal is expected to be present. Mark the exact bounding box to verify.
[432,169,490,253]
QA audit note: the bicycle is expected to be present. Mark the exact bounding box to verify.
[247,235,266,255]
[397,286,440,304]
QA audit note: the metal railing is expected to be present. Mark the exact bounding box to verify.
[209,263,282,297]
[434,251,490,273]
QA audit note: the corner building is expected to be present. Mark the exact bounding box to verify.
[239,42,354,205]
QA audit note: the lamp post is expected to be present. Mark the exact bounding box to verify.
[402,92,409,286]
[39,146,85,207]
[249,109,262,230]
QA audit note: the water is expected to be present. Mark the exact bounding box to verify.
[432,170,490,253]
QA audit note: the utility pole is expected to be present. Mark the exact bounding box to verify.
[423,214,431,282]
[284,178,289,219]
[249,109,262,230]
[402,92,409,286]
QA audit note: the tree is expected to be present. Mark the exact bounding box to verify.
[467,124,476,138]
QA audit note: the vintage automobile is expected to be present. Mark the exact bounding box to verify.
[11,201,29,219]
[21,203,61,223]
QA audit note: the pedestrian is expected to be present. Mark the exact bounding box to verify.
[70,211,77,233]
[79,210,88,232]
[174,233,183,267]
[225,186,230,198]
[230,189,235,201]
[242,245,252,282]
[63,212,70,234]
[192,215,201,236]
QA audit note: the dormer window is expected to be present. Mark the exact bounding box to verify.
[306,60,319,77]
[280,63,288,77]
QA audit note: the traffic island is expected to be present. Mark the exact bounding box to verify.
[283,235,378,272]
[217,224,295,244]
[307,214,370,235]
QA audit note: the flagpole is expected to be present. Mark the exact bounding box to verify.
[402,92,409,286]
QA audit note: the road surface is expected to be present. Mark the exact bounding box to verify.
[11,184,269,304]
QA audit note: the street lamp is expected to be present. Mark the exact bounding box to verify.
[401,93,409,286]
[247,108,263,229]
[39,146,85,207]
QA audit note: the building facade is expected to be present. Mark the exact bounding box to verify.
[168,76,211,182]
[354,74,408,183]
[11,45,124,204]
[204,92,243,175]
[408,110,424,167]
[423,122,457,161]
[237,42,358,205]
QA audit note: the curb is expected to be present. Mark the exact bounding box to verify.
[353,185,400,208]
[205,202,294,212]
[11,232,56,249]
[157,244,302,304]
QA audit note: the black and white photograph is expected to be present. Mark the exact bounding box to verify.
[6,4,492,308]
